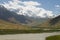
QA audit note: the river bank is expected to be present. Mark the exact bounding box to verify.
[46,35,60,40]
[0,32,60,40]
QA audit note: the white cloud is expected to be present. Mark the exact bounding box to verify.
[23,1,41,6]
[2,0,54,18]
[37,8,53,18]
[55,5,60,8]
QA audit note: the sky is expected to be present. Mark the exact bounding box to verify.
[0,0,60,17]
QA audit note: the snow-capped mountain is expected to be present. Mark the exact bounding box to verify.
[0,5,32,24]
[4,7,54,18]
[2,0,55,18]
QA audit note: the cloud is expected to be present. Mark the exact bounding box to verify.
[23,1,41,6]
[2,0,54,18]
[55,5,60,8]
[37,8,53,18]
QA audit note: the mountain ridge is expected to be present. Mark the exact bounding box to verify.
[0,5,32,24]
[37,15,60,29]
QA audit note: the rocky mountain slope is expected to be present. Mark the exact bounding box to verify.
[0,5,32,24]
[37,15,60,29]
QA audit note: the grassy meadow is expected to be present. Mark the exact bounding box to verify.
[46,35,60,40]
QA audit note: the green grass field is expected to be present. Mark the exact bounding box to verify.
[46,35,60,40]
[0,29,60,35]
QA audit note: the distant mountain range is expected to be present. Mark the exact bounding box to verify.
[0,5,49,25]
[0,5,60,29]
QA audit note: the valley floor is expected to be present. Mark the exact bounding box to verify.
[0,29,60,35]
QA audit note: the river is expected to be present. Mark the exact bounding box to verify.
[0,32,60,40]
